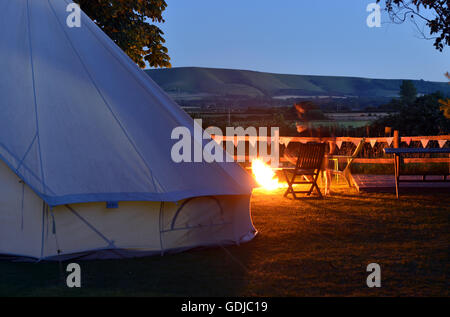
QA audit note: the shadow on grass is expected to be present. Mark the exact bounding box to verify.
[0,244,256,297]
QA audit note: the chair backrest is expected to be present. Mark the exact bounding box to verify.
[295,143,327,170]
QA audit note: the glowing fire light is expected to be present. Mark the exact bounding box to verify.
[251,159,285,190]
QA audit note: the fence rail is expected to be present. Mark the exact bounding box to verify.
[212,134,450,165]
[212,134,450,144]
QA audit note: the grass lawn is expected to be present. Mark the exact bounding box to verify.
[1,184,449,297]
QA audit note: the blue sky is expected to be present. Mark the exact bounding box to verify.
[154,0,449,82]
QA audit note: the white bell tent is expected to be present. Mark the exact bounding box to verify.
[0,0,256,260]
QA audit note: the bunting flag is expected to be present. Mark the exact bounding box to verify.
[279,137,292,147]
[335,140,343,149]
[352,138,362,147]
[438,140,448,148]
[403,137,412,146]
[386,137,393,146]
[369,139,377,148]
[420,139,429,148]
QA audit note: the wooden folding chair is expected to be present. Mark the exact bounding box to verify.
[283,143,327,199]
[324,138,365,194]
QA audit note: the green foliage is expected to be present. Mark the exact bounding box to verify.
[373,91,450,135]
[375,80,417,112]
[439,72,450,118]
[377,0,449,51]
[294,101,327,121]
[75,0,170,68]
[399,80,417,105]
[377,98,404,111]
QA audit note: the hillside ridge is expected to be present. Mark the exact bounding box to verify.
[145,67,450,100]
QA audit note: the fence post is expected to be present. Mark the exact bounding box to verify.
[393,130,400,198]
[385,126,392,137]
[393,130,399,149]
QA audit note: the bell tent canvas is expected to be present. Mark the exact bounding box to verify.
[0,0,256,260]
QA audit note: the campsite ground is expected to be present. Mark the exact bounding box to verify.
[1,182,449,297]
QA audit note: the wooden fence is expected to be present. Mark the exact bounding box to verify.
[211,134,450,165]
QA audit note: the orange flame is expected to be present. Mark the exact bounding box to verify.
[251,159,285,190]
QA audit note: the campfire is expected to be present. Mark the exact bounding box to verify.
[251,159,286,190]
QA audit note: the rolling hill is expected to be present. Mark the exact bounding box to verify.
[145,67,450,101]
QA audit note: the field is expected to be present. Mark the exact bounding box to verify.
[1,183,449,297]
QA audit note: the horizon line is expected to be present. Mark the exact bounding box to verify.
[146,66,450,84]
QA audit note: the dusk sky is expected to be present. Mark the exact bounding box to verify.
[155,0,449,82]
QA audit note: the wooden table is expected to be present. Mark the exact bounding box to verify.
[383,148,450,198]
